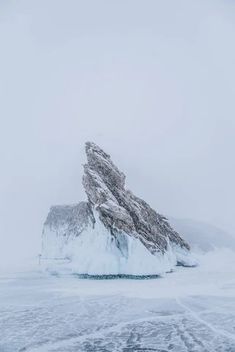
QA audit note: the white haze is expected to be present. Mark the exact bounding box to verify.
[0,0,235,270]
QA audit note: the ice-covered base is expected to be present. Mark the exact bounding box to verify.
[42,213,197,276]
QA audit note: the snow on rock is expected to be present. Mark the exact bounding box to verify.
[42,202,95,259]
[42,142,196,276]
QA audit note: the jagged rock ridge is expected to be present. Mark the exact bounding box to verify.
[83,142,189,254]
[42,142,195,275]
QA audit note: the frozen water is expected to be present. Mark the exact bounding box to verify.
[0,249,235,352]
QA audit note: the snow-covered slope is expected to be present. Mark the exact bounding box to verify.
[169,218,235,252]
[42,142,196,276]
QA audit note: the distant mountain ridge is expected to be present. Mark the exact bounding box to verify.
[169,217,235,252]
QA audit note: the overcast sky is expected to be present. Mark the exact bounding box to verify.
[1,0,235,269]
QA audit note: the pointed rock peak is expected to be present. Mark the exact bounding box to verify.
[85,141,110,161]
[83,142,126,204]
[82,142,190,254]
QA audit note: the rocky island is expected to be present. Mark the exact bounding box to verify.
[42,142,196,276]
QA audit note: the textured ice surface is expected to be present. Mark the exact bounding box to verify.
[1,249,235,352]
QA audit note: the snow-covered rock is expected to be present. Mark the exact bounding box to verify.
[42,202,95,259]
[42,142,196,276]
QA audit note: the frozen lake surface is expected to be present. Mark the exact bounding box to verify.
[1,249,235,352]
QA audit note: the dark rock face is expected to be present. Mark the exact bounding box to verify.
[83,142,190,254]
[44,202,95,238]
